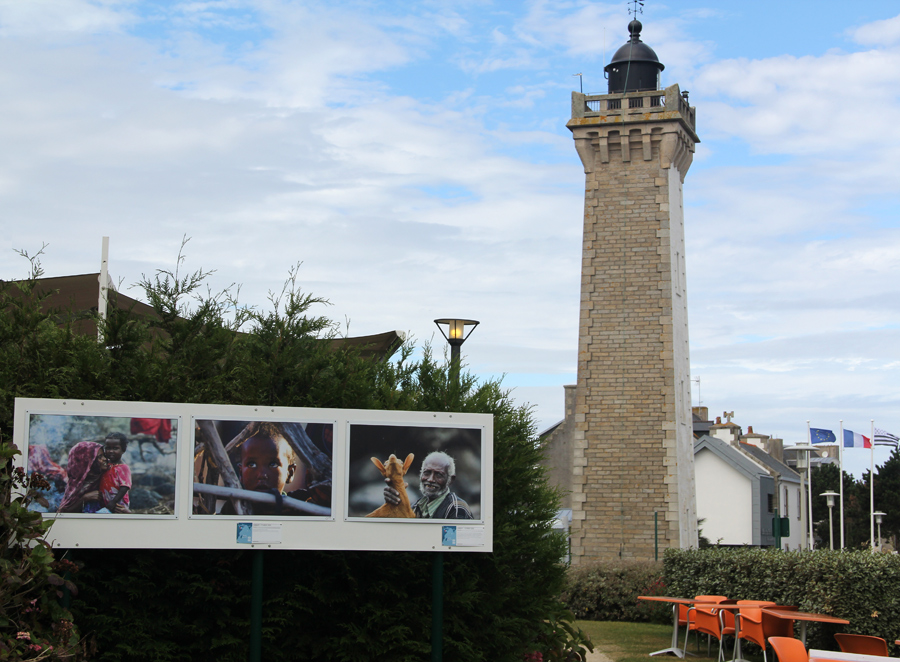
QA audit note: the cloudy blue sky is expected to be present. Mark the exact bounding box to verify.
[2,0,899,477]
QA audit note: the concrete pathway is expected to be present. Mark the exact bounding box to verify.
[585,649,615,662]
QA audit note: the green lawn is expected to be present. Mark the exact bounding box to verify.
[576,622,765,662]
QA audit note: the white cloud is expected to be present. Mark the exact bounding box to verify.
[514,0,622,53]
[0,0,134,36]
[697,50,900,163]
[849,12,900,46]
[511,0,713,80]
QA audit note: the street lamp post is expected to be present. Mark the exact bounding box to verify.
[820,491,839,550]
[430,317,479,662]
[786,443,816,550]
[874,511,887,552]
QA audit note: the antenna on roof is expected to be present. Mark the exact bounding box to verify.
[573,73,583,93]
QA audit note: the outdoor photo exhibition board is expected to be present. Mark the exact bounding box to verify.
[12,398,493,552]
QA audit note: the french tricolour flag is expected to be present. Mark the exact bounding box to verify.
[844,429,871,448]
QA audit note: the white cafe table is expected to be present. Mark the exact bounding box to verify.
[637,596,704,658]
[810,650,898,662]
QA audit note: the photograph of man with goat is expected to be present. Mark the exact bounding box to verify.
[346,424,482,521]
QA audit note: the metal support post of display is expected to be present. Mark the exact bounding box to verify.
[250,550,264,662]
[432,551,444,662]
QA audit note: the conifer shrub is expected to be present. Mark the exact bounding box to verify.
[0,249,588,662]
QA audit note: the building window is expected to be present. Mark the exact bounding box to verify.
[796,489,801,520]
[767,494,774,513]
[784,489,789,517]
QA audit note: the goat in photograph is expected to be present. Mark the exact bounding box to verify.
[366,453,415,518]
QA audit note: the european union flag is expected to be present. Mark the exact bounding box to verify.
[810,428,836,444]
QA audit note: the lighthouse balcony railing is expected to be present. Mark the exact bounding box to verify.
[575,89,695,131]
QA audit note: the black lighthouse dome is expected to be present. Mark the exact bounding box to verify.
[604,19,664,94]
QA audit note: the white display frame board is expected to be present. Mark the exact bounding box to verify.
[12,398,493,552]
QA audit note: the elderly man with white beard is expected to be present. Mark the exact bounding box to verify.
[382,451,474,519]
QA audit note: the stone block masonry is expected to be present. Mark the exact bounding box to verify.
[566,84,698,562]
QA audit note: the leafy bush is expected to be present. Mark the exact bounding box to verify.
[526,605,594,661]
[665,547,900,652]
[1,439,86,660]
[561,560,669,624]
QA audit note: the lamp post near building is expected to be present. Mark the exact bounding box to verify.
[431,317,478,662]
[820,491,840,550]
[874,511,887,552]
[786,443,816,550]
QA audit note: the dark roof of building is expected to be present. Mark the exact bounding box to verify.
[4,273,403,361]
[739,442,800,482]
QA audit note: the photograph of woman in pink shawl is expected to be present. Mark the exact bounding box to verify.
[26,413,179,516]
[57,441,110,513]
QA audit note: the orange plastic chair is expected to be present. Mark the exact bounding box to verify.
[834,634,889,656]
[737,600,777,662]
[769,636,809,662]
[680,595,727,636]
[683,596,728,659]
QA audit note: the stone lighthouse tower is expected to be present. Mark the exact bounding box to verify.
[565,18,698,561]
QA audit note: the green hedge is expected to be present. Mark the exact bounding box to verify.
[665,548,900,652]
[561,560,669,624]
[561,548,900,653]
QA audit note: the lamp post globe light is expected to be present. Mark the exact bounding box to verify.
[820,491,840,550]
[434,318,479,364]
[874,511,887,552]
[786,443,816,550]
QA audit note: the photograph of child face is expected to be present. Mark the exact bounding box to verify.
[239,435,296,495]
[193,420,333,517]
[104,436,126,463]
[27,414,178,516]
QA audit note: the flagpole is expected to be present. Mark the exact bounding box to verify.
[839,420,845,550]
[870,419,875,553]
[807,420,814,550]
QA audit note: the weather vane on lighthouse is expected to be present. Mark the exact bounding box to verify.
[629,0,644,17]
